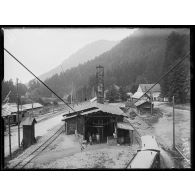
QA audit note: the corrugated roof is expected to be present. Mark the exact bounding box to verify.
[62,101,127,118]
[96,103,127,116]
[63,101,98,116]
[81,108,101,115]
[22,103,43,110]
[117,122,134,131]
[109,103,125,108]
[2,103,43,117]
[2,103,23,116]
[129,150,158,168]
[139,84,161,93]
[2,107,12,117]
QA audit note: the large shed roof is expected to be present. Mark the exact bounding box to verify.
[2,103,22,117]
[117,122,134,131]
[62,101,127,119]
[22,103,43,110]
[2,102,43,117]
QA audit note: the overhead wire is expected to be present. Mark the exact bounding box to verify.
[4,48,76,112]
[134,51,190,104]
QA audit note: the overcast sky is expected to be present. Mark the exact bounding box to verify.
[4,28,136,84]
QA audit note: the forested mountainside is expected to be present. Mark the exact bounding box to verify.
[161,31,190,103]
[3,28,189,104]
[38,40,118,81]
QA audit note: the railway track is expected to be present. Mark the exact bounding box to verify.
[10,125,64,169]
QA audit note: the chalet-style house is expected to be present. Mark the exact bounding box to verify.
[132,84,161,101]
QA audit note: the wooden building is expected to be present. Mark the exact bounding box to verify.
[2,103,23,125]
[62,102,134,144]
[21,116,37,149]
[135,100,153,114]
[133,84,161,101]
[117,122,134,144]
[2,102,43,125]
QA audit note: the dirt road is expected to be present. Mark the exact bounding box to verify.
[152,102,190,168]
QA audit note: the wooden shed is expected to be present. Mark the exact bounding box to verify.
[135,100,153,114]
[21,116,37,149]
[116,122,134,145]
[62,102,127,143]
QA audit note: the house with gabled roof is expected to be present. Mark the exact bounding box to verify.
[135,84,161,101]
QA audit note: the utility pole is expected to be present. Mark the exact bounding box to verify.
[8,116,12,158]
[173,96,175,149]
[71,82,73,105]
[82,88,84,102]
[31,101,34,117]
[16,78,20,148]
[150,91,153,115]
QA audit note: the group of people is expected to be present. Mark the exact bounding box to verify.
[76,130,101,152]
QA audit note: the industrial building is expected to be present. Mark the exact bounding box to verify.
[62,101,134,145]
[2,102,43,125]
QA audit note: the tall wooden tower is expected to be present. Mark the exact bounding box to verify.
[96,65,104,104]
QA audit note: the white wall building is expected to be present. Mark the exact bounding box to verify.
[134,84,161,101]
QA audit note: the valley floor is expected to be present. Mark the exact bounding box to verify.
[6,102,190,169]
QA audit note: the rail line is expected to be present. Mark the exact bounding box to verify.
[11,125,64,169]
[175,146,190,166]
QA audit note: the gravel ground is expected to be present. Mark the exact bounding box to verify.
[22,134,139,169]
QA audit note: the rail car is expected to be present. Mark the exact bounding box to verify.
[127,135,160,169]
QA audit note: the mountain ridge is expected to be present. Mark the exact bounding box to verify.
[27,28,190,104]
[38,40,118,81]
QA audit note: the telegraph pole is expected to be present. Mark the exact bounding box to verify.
[71,82,73,105]
[8,116,12,158]
[150,91,153,115]
[173,96,175,149]
[16,78,20,148]
[31,102,34,117]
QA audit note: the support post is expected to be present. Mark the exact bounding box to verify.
[8,116,12,158]
[173,96,175,149]
[17,78,20,148]
[76,112,79,134]
[129,130,131,145]
[31,102,34,117]
[150,92,153,115]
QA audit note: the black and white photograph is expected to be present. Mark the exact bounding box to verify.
[1,27,191,170]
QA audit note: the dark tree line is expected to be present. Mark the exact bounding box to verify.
[161,32,190,103]
[11,29,189,105]
[2,79,28,103]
